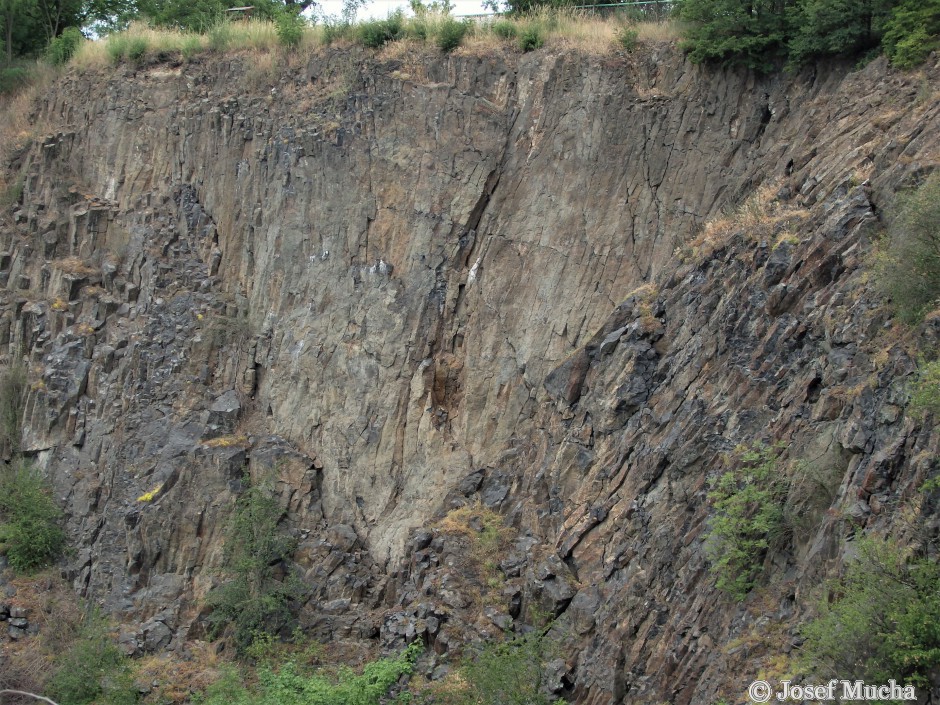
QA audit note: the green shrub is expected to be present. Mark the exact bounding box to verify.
[491,19,517,39]
[197,641,421,705]
[107,35,130,63]
[276,11,306,49]
[875,173,940,324]
[517,23,544,52]
[126,36,149,62]
[0,364,25,456]
[459,628,555,705]
[437,17,471,52]
[181,34,204,59]
[801,536,940,688]
[208,22,233,52]
[909,359,940,417]
[0,461,66,572]
[321,20,354,45]
[45,27,84,65]
[206,479,303,653]
[47,611,137,705]
[705,444,788,600]
[1,177,24,208]
[882,0,940,68]
[0,66,30,96]
[357,12,405,48]
[616,25,639,51]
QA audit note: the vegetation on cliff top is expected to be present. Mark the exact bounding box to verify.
[676,0,939,70]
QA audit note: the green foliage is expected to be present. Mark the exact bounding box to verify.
[48,615,137,705]
[0,65,29,94]
[517,22,544,51]
[47,611,138,705]
[207,21,233,51]
[909,359,940,417]
[787,0,893,66]
[0,364,25,456]
[801,536,940,688]
[458,628,555,705]
[882,0,940,68]
[676,0,938,69]
[875,174,940,325]
[676,0,790,70]
[436,17,470,52]
[276,10,305,49]
[0,176,25,210]
[0,461,65,572]
[321,19,354,44]
[356,12,404,48]
[45,26,83,64]
[616,24,638,51]
[705,444,788,600]
[491,18,517,39]
[197,642,421,705]
[206,478,303,654]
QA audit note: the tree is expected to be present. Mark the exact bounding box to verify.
[676,0,795,70]
[788,0,895,65]
[206,478,304,653]
[882,0,940,68]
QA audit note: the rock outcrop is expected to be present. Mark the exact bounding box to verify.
[1,44,938,703]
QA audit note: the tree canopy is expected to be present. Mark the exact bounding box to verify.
[675,0,940,69]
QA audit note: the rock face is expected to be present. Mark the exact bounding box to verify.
[1,45,938,703]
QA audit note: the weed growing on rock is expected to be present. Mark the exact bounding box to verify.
[205,477,303,653]
[800,535,940,688]
[909,359,940,417]
[0,363,26,457]
[195,641,421,705]
[705,444,789,601]
[875,173,940,325]
[0,461,65,572]
[47,610,137,705]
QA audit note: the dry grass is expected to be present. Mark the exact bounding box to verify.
[65,13,680,74]
[135,642,225,704]
[679,182,811,264]
[202,434,249,448]
[52,255,98,277]
[0,62,57,204]
[0,570,84,696]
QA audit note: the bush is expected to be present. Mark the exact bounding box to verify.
[458,628,555,705]
[616,25,639,51]
[437,17,471,52]
[276,11,306,49]
[321,20,354,45]
[47,611,137,705]
[518,23,544,52]
[205,479,303,653]
[126,36,149,62]
[0,462,66,572]
[0,364,25,456]
[181,34,204,59]
[882,0,940,68]
[705,444,788,600]
[875,173,940,324]
[208,22,233,52]
[45,27,84,65]
[801,536,940,689]
[491,19,518,39]
[357,12,405,48]
[909,359,940,417]
[197,641,421,705]
[106,35,130,63]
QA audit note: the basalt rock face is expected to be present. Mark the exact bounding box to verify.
[1,44,939,703]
